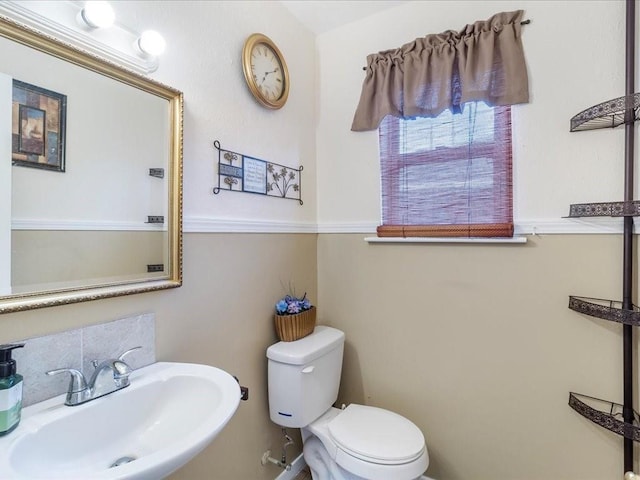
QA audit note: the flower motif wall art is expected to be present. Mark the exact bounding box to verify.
[212,140,303,205]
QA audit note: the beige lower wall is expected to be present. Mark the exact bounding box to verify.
[11,230,166,290]
[317,233,637,480]
[1,231,637,479]
[0,233,316,480]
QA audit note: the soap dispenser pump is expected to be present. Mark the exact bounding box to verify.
[0,343,25,436]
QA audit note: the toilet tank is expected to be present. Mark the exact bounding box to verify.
[267,326,345,428]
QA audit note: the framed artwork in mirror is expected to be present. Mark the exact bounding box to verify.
[11,79,66,172]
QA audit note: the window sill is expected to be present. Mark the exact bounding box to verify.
[364,236,528,244]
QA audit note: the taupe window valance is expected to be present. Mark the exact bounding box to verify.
[351,10,529,132]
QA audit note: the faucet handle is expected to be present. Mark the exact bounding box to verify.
[46,368,88,393]
[118,346,142,362]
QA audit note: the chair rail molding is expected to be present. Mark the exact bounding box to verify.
[183,216,632,235]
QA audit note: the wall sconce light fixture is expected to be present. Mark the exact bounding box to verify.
[0,1,166,74]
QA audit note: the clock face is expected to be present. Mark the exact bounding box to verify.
[242,34,289,109]
[250,43,285,103]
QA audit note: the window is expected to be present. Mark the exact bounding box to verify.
[377,102,513,238]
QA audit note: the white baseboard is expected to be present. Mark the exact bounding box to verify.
[275,453,307,480]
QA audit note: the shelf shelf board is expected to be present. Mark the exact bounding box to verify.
[569,296,640,326]
[570,93,640,132]
[567,201,640,218]
[569,392,640,441]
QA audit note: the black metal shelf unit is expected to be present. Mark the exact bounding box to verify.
[566,0,638,473]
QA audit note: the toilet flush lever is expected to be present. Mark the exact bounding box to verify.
[233,376,249,401]
[302,366,315,374]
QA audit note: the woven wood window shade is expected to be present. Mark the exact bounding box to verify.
[377,103,513,238]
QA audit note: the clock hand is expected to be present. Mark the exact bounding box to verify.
[261,69,279,85]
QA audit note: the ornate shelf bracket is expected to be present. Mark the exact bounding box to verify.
[569,392,640,442]
[569,296,640,326]
[567,201,640,218]
[570,93,640,132]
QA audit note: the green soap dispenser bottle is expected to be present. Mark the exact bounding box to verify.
[0,344,25,436]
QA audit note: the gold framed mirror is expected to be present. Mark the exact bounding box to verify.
[0,15,183,314]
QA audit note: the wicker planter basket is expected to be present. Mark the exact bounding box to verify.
[274,306,316,342]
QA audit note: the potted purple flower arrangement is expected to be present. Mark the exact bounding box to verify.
[276,294,312,315]
[274,292,316,342]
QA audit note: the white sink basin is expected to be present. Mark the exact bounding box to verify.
[0,362,241,479]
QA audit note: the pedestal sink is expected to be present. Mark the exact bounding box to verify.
[0,362,241,479]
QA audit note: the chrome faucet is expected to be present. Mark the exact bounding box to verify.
[46,346,142,406]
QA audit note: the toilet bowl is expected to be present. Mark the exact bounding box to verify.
[303,405,428,480]
[267,326,430,480]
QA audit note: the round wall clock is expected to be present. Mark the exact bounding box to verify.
[242,33,290,110]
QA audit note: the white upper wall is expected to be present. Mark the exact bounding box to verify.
[281,0,407,35]
[0,74,11,294]
[114,1,318,231]
[4,1,630,234]
[316,0,631,233]
[2,34,169,226]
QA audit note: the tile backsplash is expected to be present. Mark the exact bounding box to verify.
[11,312,155,406]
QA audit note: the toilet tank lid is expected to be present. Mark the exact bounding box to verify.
[267,326,345,365]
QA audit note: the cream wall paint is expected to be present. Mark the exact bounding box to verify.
[2,34,168,225]
[0,1,317,479]
[111,0,318,228]
[11,231,165,289]
[0,2,636,480]
[0,234,316,479]
[316,0,630,232]
[318,234,633,479]
[0,73,10,295]
[315,1,640,479]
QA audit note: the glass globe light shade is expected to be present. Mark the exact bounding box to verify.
[137,30,166,57]
[81,1,115,29]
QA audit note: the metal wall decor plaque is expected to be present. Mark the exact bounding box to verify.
[213,140,303,205]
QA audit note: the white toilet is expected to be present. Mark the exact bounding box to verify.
[267,326,429,480]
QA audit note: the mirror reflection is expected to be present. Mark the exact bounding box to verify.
[0,16,182,312]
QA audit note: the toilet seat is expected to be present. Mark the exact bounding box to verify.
[305,405,428,480]
[328,404,425,464]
